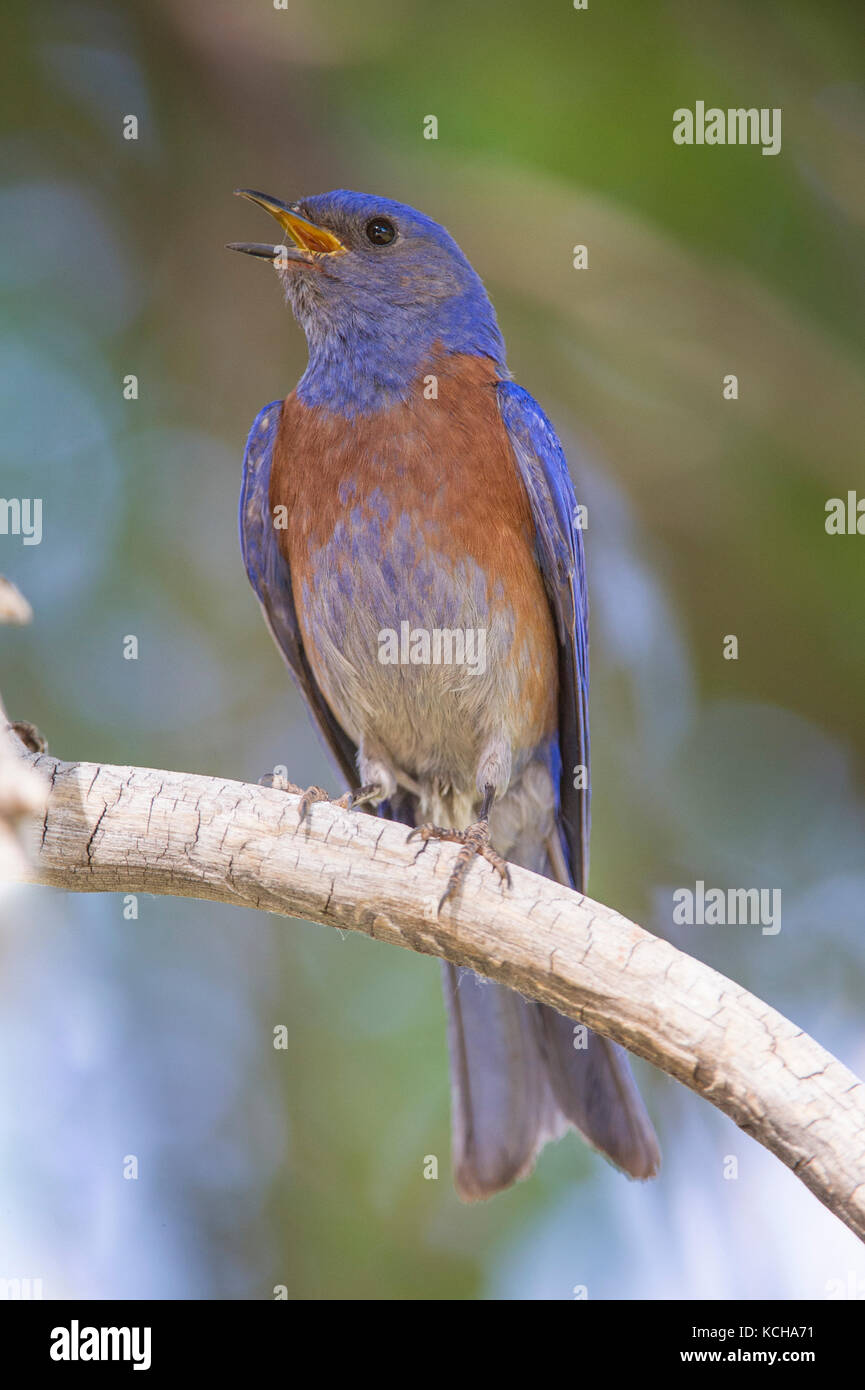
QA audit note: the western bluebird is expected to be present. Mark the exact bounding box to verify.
[230,189,660,1198]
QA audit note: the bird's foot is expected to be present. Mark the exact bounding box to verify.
[259,774,384,824]
[408,818,511,911]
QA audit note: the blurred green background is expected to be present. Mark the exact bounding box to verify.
[1,0,865,1298]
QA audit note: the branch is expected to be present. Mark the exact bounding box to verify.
[0,579,47,877]
[6,733,865,1242]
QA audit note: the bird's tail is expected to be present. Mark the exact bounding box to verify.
[387,786,659,1198]
[441,825,660,1200]
[443,965,660,1199]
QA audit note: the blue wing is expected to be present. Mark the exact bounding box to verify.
[239,402,359,788]
[497,381,590,890]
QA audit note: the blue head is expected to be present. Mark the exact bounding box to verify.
[229,189,506,416]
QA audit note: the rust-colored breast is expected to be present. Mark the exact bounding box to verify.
[270,349,558,751]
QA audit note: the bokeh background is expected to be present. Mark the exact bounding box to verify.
[2,0,865,1299]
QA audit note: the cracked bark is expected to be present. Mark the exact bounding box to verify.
[5,729,865,1242]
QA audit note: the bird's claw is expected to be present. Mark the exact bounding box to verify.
[259,775,383,823]
[408,818,511,912]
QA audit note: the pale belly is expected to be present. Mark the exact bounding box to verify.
[292,521,554,799]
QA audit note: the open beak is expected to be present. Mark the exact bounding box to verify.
[227,189,346,265]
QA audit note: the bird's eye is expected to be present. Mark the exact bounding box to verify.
[365,217,396,246]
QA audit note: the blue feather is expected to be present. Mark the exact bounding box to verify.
[497,380,591,889]
[239,401,359,785]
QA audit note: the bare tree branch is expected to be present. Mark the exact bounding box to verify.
[0,580,47,876]
[0,575,33,626]
[5,728,865,1241]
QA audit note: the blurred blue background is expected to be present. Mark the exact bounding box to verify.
[1,0,865,1298]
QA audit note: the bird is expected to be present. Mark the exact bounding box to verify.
[229,188,660,1198]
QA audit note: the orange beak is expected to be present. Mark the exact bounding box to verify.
[227,189,346,263]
